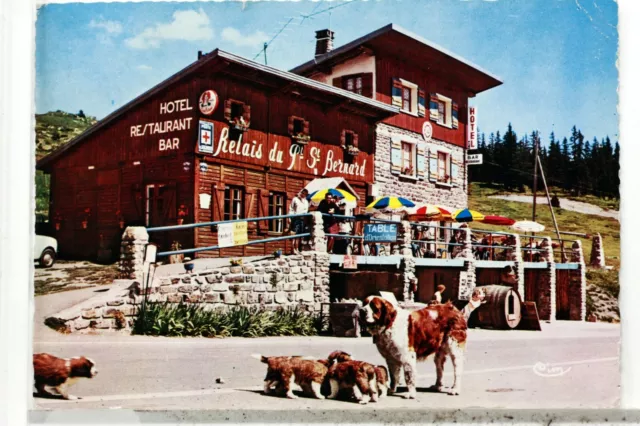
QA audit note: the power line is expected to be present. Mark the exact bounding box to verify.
[252,1,355,63]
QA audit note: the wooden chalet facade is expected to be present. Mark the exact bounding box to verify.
[37,50,397,260]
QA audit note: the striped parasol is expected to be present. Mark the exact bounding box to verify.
[307,188,356,205]
[481,215,516,226]
[451,208,485,223]
[408,204,452,221]
[366,196,416,214]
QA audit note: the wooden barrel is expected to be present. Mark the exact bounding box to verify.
[470,285,522,329]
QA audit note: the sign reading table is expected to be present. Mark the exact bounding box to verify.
[363,223,398,243]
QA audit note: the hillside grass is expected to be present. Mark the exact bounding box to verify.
[468,182,620,269]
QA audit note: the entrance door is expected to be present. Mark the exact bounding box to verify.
[145,183,176,250]
[555,270,570,320]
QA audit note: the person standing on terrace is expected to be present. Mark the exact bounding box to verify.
[289,189,309,254]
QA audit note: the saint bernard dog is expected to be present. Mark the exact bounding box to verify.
[33,353,98,400]
[359,295,480,399]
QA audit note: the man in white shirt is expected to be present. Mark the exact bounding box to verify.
[289,189,309,254]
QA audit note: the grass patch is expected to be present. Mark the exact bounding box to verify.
[586,269,619,299]
[468,182,620,269]
[132,303,320,338]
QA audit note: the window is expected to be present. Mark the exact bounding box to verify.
[345,76,363,95]
[230,102,243,121]
[433,94,453,127]
[224,99,250,130]
[293,118,304,135]
[269,193,286,233]
[437,151,451,183]
[401,141,416,177]
[345,132,354,147]
[224,186,244,221]
[402,86,412,111]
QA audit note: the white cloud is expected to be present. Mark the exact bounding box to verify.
[221,27,268,48]
[89,18,123,35]
[125,9,214,49]
[136,65,152,71]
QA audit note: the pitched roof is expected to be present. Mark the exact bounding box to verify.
[290,24,503,94]
[37,49,399,170]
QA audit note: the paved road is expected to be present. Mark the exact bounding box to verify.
[32,321,620,411]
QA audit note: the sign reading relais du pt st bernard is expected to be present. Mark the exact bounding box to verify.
[197,121,374,183]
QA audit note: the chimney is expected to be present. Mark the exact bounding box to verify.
[315,29,335,57]
[198,50,203,60]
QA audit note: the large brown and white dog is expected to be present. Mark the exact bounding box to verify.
[33,353,98,400]
[359,296,482,399]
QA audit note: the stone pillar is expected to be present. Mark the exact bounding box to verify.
[511,233,525,298]
[118,227,149,281]
[589,233,606,268]
[309,212,327,253]
[539,237,556,321]
[399,221,415,301]
[456,227,476,302]
[309,212,330,311]
[571,240,587,321]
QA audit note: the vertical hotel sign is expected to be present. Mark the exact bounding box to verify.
[467,106,478,150]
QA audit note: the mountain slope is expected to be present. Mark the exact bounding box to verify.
[35,110,97,160]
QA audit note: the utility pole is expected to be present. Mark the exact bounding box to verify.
[263,42,268,65]
[532,131,539,222]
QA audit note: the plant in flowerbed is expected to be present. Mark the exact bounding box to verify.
[132,303,320,337]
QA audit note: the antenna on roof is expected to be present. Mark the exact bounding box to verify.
[262,42,268,65]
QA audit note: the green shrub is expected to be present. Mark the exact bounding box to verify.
[132,303,320,337]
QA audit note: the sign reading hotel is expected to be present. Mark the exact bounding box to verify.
[130,97,193,152]
[218,221,248,248]
[363,223,397,243]
[467,106,478,150]
[200,125,374,183]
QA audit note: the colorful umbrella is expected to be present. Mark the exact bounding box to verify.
[366,196,416,213]
[481,215,516,226]
[451,208,485,223]
[307,188,356,204]
[407,204,452,221]
[511,220,545,233]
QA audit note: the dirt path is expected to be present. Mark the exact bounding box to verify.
[34,260,118,296]
[489,195,619,220]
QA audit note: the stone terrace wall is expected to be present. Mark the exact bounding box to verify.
[46,253,326,333]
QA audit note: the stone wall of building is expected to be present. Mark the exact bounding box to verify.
[374,123,468,209]
[570,240,587,321]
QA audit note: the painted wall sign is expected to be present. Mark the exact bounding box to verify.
[422,121,433,142]
[198,120,214,153]
[199,90,218,115]
[467,106,478,150]
[129,97,193,152]
[363,223,398,243]
[466,153,483,165]
[204,125,374,183]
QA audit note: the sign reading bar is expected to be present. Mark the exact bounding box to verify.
[467,106,478,150]
[466,153,483,165]
[218,221,248,248]
[363,223,398,243]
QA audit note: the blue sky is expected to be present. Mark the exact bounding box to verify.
[35,0,619,145]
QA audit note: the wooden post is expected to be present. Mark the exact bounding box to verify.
[537,153,565,261]
[532,133,539,222]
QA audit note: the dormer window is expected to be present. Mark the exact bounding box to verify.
[333,73,373,98]
[224,99,250,132]
[289,116,310,144]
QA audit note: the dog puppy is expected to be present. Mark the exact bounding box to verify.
[33,353,97,400]
[325,351,379,404]
[252,354,328,399]
[374,365,389,398]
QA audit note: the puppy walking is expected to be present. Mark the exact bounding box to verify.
[252,354,328,399]
[325,350,379,404]
[33,353,98,400]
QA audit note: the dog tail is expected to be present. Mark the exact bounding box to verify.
[251,353,268,363]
